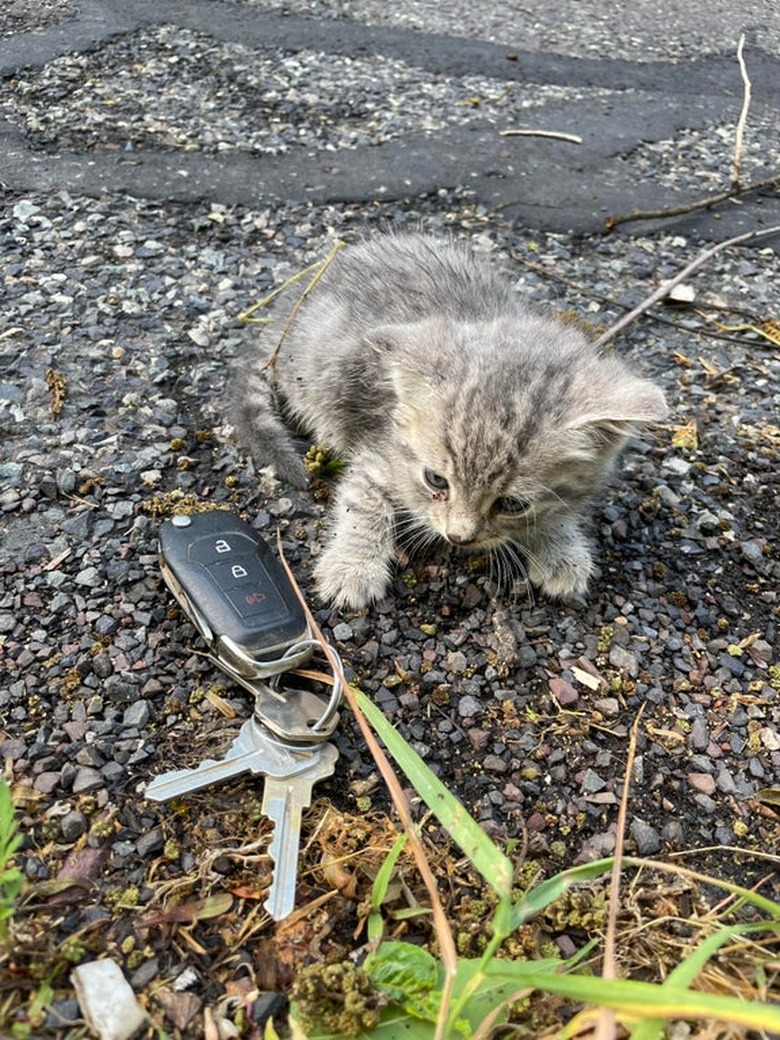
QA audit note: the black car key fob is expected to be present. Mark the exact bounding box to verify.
[159,510,312,679]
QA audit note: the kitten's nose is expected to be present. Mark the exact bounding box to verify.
[446,531,476,547]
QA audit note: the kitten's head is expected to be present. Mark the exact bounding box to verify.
[368,315,667,551]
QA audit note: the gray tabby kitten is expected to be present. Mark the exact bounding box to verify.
[233,234,667,610]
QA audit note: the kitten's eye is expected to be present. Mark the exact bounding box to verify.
[423,468,449,493]
[493,496,529,516]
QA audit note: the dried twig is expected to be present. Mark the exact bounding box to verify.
[606,36,774,230]
[604,172,780,230]
[511,250,767,346]
[731,34,752,190]
[595,223,780,348]
[500,129,582,145]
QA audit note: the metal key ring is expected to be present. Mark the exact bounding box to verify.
[275,638,344,734]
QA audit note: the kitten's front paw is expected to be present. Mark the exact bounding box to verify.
[527,542,594,601]
[314,550,390,610]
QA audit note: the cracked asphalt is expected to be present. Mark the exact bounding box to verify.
[2,0,780,238]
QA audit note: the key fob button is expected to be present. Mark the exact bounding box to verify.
[188,531,256,566]
[224,584,286,621]
[206,554,288,619]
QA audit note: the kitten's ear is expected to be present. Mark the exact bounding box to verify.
[568,365,668,443]
[365,322,441,379]
[365,323,440,421]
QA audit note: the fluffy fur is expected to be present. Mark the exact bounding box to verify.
[232,234,667,609]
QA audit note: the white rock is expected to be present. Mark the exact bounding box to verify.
[71,959,148,1040]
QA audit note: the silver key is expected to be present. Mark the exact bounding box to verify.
[263,742,339,920]
[145,717,319,801]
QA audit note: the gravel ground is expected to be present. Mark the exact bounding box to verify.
[1,24,616,156]
[1,1,779,1035]
[230,0,780,61]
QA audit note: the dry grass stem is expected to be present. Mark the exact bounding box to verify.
[260,239,346,372]
[594,705,645,1040]
[276,538,459,1040]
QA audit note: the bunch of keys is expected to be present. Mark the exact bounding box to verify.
[145,510,343,920]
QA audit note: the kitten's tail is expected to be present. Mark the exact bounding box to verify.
[228,363,308,489]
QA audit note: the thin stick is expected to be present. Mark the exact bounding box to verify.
[511,250,766,346]
[594,704,645,1040]
[594,223,780,348]
[604,171,780,230]
[500,129,582,145]
[731,34,752,190]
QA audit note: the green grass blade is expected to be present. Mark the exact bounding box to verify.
[370,834,408,912]
[478,964,780,1032]
[354,687,514,898]
[630,920,780,1040]
[368,834,408,941]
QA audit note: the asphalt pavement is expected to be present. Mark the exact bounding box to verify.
[2,0,780,239]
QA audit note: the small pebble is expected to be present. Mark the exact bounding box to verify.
[60,810,88,842]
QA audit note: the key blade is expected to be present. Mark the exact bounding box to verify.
[262,743,339,920]
[145,718,307,802]
[263,781,304,920]
[145,751,258,801]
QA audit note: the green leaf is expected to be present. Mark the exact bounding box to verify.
[365,942,443,1026]
[370,833,408,912]
[367,834,409,942]
[0,780,22,862]
[354,688,514,898]
[365,941,438,1003]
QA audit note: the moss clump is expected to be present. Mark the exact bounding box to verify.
[543,886,608,933]
[291,960,385,1037]
[303,443,344,478]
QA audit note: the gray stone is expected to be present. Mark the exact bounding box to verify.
[71,767,103,793]
[332,622,353,642]
[60,810,88,842]
[123,700,151,728]
[630,817,661,855]
[457,695,482,718]
[136,827,165,858]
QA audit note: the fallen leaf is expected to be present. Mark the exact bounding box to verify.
[155,986,202,1030]
[759,319,780,346]
[40,845,109,905]
[671,419,698,450]
[230,884,265,901]
[45,368,67,417]
[139,892,233,928]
